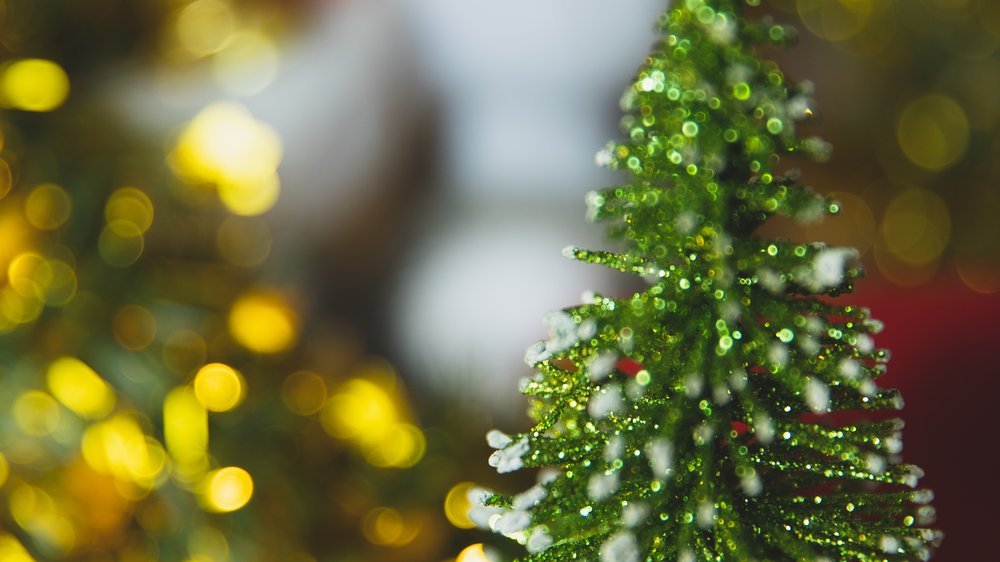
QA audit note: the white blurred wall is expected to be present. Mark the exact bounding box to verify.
[391,0,668,417]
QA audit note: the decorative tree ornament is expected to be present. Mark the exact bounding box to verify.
[475,1,941,560]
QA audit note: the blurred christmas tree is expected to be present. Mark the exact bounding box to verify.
[1,2,447,561]
[475,1,941,560]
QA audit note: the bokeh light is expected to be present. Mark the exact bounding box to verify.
[896,94,969,171]
[281,370,328,416]
[202,466,254,512]
[169,102,283,216]
[456,543,493,562]
[795,0,872,42]
[46,356,116,419]
[880,188,951,266]
[8,484,76,556]
[0,59,70,112]
[13,391,61,436]
[321,361,426,468]
[0,451,9,488]
[228,289,299,354]
[113,304,158,350]
[24,183,71,230]
[105,187,154,236]
[361,507,421,547]
[175,0,237,57]
[444,482,477,529]
[213,29,280,96]
[81,413,168,489]
[0,534,35,562]
[0,158,12,199]
[98,222,144,267]
[163,387,209,483]
[193,362,246,413]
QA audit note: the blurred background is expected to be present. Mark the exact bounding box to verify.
[0,0,996,560]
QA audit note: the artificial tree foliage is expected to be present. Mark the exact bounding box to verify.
[474,1,941,560]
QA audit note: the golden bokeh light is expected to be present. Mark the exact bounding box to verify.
[5,253,77,310]
[281,371,328,415]
[8,484,76,556]
[24,183,71,230]
[105,187,154,236]
[322,371,426,468]
[322,378,398,440]
[38,259,77,306]
[0,534,36,562]
[203,466,254,512]
[363,423,426,468]
[176,0,237,57]
[954,257,1000,294]
[796,0,873,42]
[362,507,421,547]
[456,543,492,562]
[163,387,209,483]
[46,356,116,419]
[896,94,969,171]
[880,188,951,266]
[7,252,47,297]
[193,362,246,413]
[0,158,12,199]
[213,29,280,96]
[873,241,941,288]
[444,482,477,529]
[170,102,283,216]
[81,413,168,489]
[217,173,281,217]
[187,527,231,562]
[228,289,298,354]
[113,304,158,351]
[0,451,9,488]
[0,58,70,112]
[98,222,144,267]
[13,391,61,436]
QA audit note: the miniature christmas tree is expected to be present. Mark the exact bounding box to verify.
[474,1,941,560]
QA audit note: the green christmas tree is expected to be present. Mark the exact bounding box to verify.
[474,1,941,560]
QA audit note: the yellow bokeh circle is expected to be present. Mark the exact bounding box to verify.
[24,183,71,230]
[456,543,492,562]
[896,94,969,171]
[0,58,70,112]
[281,371,327,416]
[193,363,246,413]
[228,290,298,354]
[105,187,154,235]
[113,304,158,351]
[879,188,951,266]
[444,482,478,529]
[203,466,253,512]
[46,356,116,420]
[362,507,420,547]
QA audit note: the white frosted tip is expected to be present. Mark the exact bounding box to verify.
[486,429,513,449]
[621,502,649,528]
[587,471,620,502]
[513,484,547,510]
[600,531,639,562]
[588,385,624,419]
[805,378,830,413]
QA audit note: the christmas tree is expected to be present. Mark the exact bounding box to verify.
[474,1,941,560]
